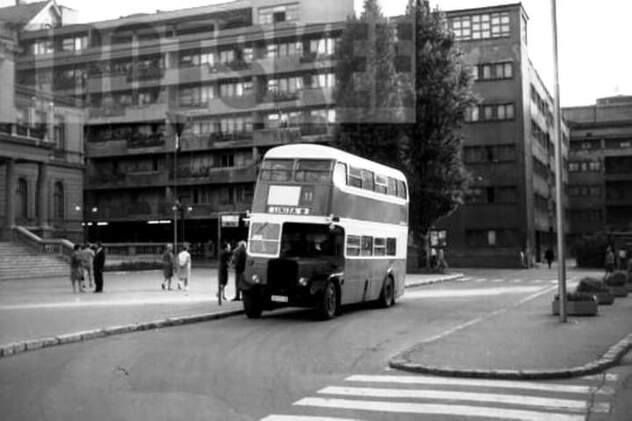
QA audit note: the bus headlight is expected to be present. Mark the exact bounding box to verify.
[298,277,309,287]
[251,274,260,284]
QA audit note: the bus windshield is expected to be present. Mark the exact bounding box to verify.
[249,222,281,255]
[280,223,344,258]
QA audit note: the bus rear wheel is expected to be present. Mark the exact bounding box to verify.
[378,276,395,308]
[243,289,263,319]
[317,280,339,320]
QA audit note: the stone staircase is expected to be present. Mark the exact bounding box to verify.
[0,241,69,281]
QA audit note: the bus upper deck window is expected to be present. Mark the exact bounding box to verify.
[397,180,408,199]
[260,159,293,182]
[375,175,388,194]
[348,167,362,188]
[333,162,347,186]
[295,159,332,183]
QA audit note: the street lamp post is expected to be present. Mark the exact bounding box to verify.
[166,112,188,250]
[551,0,567,322]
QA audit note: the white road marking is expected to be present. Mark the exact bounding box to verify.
[491,279,504,283]
[474,278,487,282]
[531,279,545,283]
[0,296,210,310]
[261,416,364,421]
[294,397,585,421]
[401,286,543,300]
[318,386,609,413]
[346,375,613,395]
[460,276,474,281]
[511,279,523,283]
[581,374,618,382]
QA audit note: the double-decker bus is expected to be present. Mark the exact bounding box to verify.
[241,144,409,319]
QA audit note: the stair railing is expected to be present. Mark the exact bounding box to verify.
[11,226,74,261]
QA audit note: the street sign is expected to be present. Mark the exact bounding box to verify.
[221,215,240,227]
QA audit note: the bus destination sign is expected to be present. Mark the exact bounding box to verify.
[267,206,311,215]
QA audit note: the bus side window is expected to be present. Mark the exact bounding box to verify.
[333,162,347,186]
[397,180,408,199]
[361,236,373,256]
[348,166,362,188]
[361,170,375,192]
[346,235,361,256]
[387,177,398,197]
[374,238,386,256]
[375,175,388,194]
[386,238,397,256]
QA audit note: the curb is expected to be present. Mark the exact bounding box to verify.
[0,309,243,359]
[389,332,632,380]
[405,274,463,288]
[0,273,461,360]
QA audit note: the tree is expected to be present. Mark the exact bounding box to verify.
[333,0,404,169]
[402,0,476,247]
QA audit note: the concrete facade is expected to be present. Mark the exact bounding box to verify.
[434,3,569,267]
[564,96,632,246]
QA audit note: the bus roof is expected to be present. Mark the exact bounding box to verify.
[264,144,407,181]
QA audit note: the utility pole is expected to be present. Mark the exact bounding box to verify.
[166,112,188,251]
[551,0,567,322]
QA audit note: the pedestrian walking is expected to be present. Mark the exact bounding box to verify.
[231,241,247,301]
[218,242,231,301]
[605,246,615,279]
[70,244,84,293]
[617,248,627,270]
[545,248,554,269]
[93,242,106,293]
[161,244,175,290]
[80,244,95,289]
[176,244,192,291]
[437,248,449,273]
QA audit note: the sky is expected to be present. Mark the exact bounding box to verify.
[2,0,630,107]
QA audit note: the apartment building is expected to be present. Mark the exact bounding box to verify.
[564,96,632,246]
[0,1,84,242]
[12,0,351,248]
[433,3,569,267]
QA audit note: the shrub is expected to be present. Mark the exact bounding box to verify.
[554,292,596,302]
[576,277,610,293]
[605,271,627,287]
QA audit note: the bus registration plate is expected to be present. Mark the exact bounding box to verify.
[271,295,289,303]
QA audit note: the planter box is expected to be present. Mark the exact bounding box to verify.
[552,300,598,316]
[596,291,615,305]
[609,286,628,297]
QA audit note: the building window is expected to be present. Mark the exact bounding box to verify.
[220,154,234,168]
[309,38,336,56]
[467,104,514,122]
[450,12,510,41]
[53,182,64,219]
[15,178,28,220]
[258,3,300,24]
[474,62,513,81]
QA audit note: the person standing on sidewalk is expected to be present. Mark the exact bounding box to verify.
[70,244,84,293]
[93,242,106,293]
[218,242,231,301]
[231,241,246,301]
[545,248,554,269]
[161,244,175,290]
[605,246,615,279]
[176,244,192,291]
[79,244,95,290]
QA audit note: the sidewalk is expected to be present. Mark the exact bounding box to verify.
[391,269,632,379]
[0,269,461,357]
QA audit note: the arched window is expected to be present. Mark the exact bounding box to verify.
[15,178,28,220]
[53,181,64,220]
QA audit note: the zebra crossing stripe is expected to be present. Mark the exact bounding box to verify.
[346,375,612,395]
[474,278,487,282]
[491,279,504,283]
[317,386,609,413]
[511,279,523,283]
[261,416,365,421]
[460,276,474,281]
[294,397,585,421]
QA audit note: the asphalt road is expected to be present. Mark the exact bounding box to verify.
[0,268,629,421]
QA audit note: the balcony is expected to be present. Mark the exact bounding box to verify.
[181,132,253,151]
[253,127,302,147]
[86,171,169,190]
[260,90,301,105]
[164,61,253,85]
[126,65,165,83]
[174,164,258,186]
[87,103,168,124]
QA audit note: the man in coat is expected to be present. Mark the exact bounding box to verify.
[93,242,106,293]
[231,241,247,301]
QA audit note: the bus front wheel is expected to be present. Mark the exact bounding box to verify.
[317,280,339,320]
[243,289,263,319]
[378,276,395,308]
